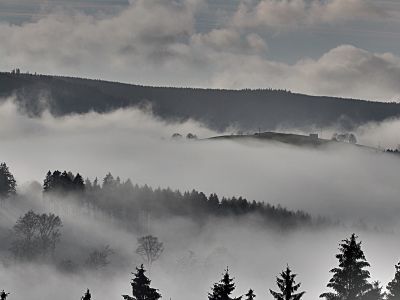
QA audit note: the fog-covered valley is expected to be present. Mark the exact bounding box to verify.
[1,98,400,300]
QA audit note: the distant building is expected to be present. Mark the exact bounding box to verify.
[309,133,319,139]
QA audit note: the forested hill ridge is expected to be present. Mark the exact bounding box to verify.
[1,71,400,131]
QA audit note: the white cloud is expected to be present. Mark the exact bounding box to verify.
[232,0,389,30]
[1,0,400,101]
[208,45,400,101]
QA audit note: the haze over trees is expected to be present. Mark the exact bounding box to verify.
[85,245,114,270]
[10,210,62,261]
[135,235,164,268]
[1,162,400,300]
[42,170,317,230]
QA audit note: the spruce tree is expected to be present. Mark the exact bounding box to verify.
[208,268,242,300]
[245,289,256,300]
[269,266,305,300]
[363,281,384,300]
[387,262,400,300]
[43,171,53,192]
[0,162,16,198]
[73,173,85,191]
[320,233,372,300]
[122,264,161,300]
[81,289,91,300]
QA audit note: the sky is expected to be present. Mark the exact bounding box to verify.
[1,0,400,101]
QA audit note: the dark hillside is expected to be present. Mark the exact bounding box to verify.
[1,72,400,131]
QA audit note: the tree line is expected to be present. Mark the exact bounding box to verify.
[42,169,318,230]
[2,233,400,300]
[68,233,400,300]
[0,163,317,229]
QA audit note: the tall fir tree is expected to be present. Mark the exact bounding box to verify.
[0,162,16,198]
[245,289,256,300]
[269,266,305,300]
[122,264,161,300]
[320,234,372,300]
[208,268,242,300]
[387,262,400,300]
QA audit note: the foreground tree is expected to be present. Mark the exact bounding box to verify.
[136,235,164,268]
[245,289,256,300]
[0,163,16,198]
[363,281,385,300]
[320,234,372,300]
[10,210,62,260]
[122,264,161,300]
[270,266,305,300]
[81,289,91,300]
[0,290,10,300]
[387,262,400,300]
[208,268,242,300]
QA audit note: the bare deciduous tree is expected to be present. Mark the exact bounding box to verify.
[135,235,164,267]
[10,210,62,261]
[85,245,114,270]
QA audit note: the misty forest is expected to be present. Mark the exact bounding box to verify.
[3,0,400,300]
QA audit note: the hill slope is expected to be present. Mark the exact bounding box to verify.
[1,72,400,131]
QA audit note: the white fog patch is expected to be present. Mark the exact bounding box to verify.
[0,99,400,227]
[1,100,400,299]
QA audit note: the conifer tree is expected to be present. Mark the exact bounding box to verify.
[363,281,385,300]
[43,171,53,192]
[103,172,115,189]
[208,268,242,300]
[387,262,400,300]
[245,289,256,300]
[73,173,85,191]
[0,162,16,198]
[122,264,161,300]
[270,266,305,300]
[81,289,91,300]
[320,233,372,300]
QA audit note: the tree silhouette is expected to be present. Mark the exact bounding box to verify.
[320,233,372,300]
[0,290,9,300]
[136,235,164,268]
[387,262,400,300]
[122,264,161,300]
[43,170,85,193]
[208,268,242,300]
[270,266,305,300]
[0,163,16,198]
[245,289,256,300]
[73,173,85,191]
[81,289,91,300]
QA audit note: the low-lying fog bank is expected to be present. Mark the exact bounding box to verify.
[1,98,400,299]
